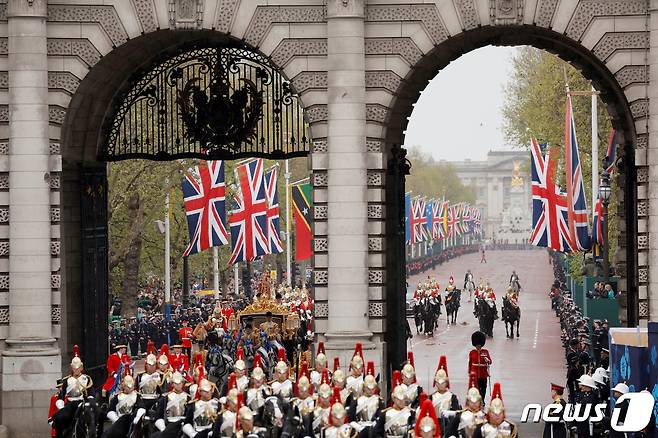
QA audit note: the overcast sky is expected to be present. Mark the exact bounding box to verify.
[403,45,519,162]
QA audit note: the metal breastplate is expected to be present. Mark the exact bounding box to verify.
[165,392,188,420]
[247,388,266,411]
[116,392,138,415]
[272,380,293,398]
[385,408,411,437]
[294,396,315,416]
[312,407,330,432]
[431,391,452,413]
[481,421,513,438]
[193,399,219,430]
[356,396,378,422]
[458,410,486,438]
[139,372,161,398]
[66,375,89,399]
[219,410,236,436]
[346,376,363,397]
[237,376,249,393]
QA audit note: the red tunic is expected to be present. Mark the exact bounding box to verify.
[170,353,189,374]
[178,327,193,349]
[102,353,122,391]
[468,348,492,379]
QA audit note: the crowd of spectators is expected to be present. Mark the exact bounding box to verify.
[586,281,619,300]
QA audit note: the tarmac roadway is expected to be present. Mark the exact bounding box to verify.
[406,248,564,436]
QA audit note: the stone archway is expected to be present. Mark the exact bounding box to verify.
[382,25,641,370]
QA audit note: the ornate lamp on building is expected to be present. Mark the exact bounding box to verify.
[599,162,612,284]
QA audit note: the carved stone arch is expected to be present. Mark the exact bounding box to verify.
[382,25,640,326]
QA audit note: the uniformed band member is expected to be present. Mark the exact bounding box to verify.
[375,370,415,438]
[151,371,190,438]
[473,382,517,437]
[431,355,460,434]
[103,374,145,438]
[415,399,440,438]
[543,383,567,438]
[468,331,492,398]
[50,345,93,438]
[402,352,423,408]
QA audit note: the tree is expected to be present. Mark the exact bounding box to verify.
[502,47,618,270]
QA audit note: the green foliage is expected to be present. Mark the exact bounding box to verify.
[405,146,476,203]
[502,47,618,258]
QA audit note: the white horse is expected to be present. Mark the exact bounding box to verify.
[464,278,476,302]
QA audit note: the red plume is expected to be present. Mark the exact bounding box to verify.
[159,344,169,357]
[253,353,263,369]
[236,393,244,430]
[321,368,330,385]
[333,357,340,372]
[194,352,204,369]
[236,347,245,361]
[434,355,449,388]
[331,386,341,405]
[73,345,80,358]
[491,382,502,402]
[468,371,478,390]
[353,342,364,362]
[415,399,441,437]
[317,341,325,356]
[228,372,237,390]
[277,348,286,363]
[366,361,375,377]
[298,361,310,380]
[418,392,428,406]
[147,340,155,356]
[407,351,415,368]
[392,370,402,388]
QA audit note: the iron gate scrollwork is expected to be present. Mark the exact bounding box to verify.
[101,43,310,161]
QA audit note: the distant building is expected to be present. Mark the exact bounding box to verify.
[445,150,532,241]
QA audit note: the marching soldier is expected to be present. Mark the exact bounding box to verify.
[473,383,517,437]
[310,341,329,389]
[468,331,492,398]
[293,362,316,416]
[402,352,422,408]
[321,387,357,438]
[346,343,365,397]
[431,355,460,434]
[415,399,440,438]
[103,374,146,438]
[543,383,567,438]
[151,372,190,438]
[571,374,599,437]
[271,348,294,400]
[51,346,93,438]
[444,373,486,438]
[348,361,383,434]
[180,377,220,438]
[306,369,332,437]
[102,344,129,399]
[245,354,271,425]
[375,370,415,438]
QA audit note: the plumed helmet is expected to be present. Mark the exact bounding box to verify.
[332,369,345,385]
[71,356,84,370]
[235,347,246,371]
[333,357,340,372]
[146,340,156,356]
[123,374,135,390]
[275,348,288,374]
[318,382,332,400]
[252,354,265,381]
[392,370,403,388]
[238,406,254,422]
[466,372,481,403]
[434,355,449,387]
[330,387,347,423]
[227,387,239,405]
[296,361,312,395]
[199,378,213,394]
[146,353,157,366]
[415,399,440,438]
[316,342,327,367]
[350,343,364,370]
[391,384,407,402]
[402,363,415,380]
[471,331,486,348]
[171,371,184,385]
[489,382,504,415]
[363,361,377,390]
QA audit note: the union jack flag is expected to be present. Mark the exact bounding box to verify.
[470,206,482,236]
[448,203,463,237]
[429,199,447,240]
[529,138,573,252]
[605,129,617,174]
[409,196,427,244]
[264,167,284,254]
[228,159,269,264]
[182,160,229,257]
[564,94,591,251]
[461,203,471,234]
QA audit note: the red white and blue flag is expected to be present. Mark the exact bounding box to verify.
[264,166,284,254]
[182,160,229,256]
[447,203,462,237]
[605,129,617,174]
[409,196,427,244]
[429,199,447,240]
[564,94,591,251]
[228,159,270,264]
[471,206,482,236]
[461,203,471,234]
[529,138,573,252]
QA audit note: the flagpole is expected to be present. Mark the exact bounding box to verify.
[234,263,239,295]
[164,185,171,319]
[291,177,310,186]
[591,85,598,218]
[213,246,219,300]
[285,159,292,286]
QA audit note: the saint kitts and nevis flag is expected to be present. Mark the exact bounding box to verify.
[291,182,313,261]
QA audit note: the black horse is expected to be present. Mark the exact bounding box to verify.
[445,289,461,325]
[412,300,423,334]
[475,299,497,337]
[502,297,521,339]
[421,298,437,336]
[65,396,99,438]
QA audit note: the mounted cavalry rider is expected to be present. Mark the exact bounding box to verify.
[321,387,357,438]
[220,347,248,396]
[431,355,460,435]
[104,374,146,438]
[182,377,220,438]
[375,370,415,438]
[50,345,93,438]
[151,371,190,438]
[415,399,440,438]
[157,344,172,389]
[293,362,316,417]
[474,383,518,437]
[332,358,349,404]
[444,373,486,438]
[137,346,163,413]
[509,271,521,289]
[307,369,333,436]
[311,341,329,389]
[235,406,267,438]
[271,348,294,400]
[402,352,422,408]
[102,344,128,399]
[346,343,365,398]
[348,361,383,434]
[246,354,271,424]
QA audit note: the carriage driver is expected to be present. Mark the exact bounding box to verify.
[50,345,93,438]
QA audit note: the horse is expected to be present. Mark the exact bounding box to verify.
[65,396,99,438]
[510,278,521,294]
[280,405,306,438]
[464,279,476,302]
[445,289,461,325]
[262,395,290,438]
[421,298,436,336]
[476,299,497,337]
[206,345,234,389]
[502,296,521,339]
[412,300,423,334]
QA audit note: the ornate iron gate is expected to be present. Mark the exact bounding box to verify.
[80,167,109,384]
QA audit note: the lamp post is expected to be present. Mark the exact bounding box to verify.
[598,161,612,284]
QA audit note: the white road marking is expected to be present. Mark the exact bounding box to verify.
[532,312,539,349]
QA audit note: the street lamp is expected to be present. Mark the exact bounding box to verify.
[599,162,612,284]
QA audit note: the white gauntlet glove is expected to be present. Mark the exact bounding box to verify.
[182,423,198,437]
[154,418,166,431]
[55,399,65,410]
[107,411,119,423]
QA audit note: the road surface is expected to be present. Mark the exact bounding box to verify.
[406,249,563,435]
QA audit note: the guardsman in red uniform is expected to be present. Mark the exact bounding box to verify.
[178,319,193,358]
[468,331,492,399]
[102,344,128,398]
[170,344,190,378]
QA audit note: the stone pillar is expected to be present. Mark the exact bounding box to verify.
[324,0,374,362]
[647,0,658,322]
[2,1,60,435]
